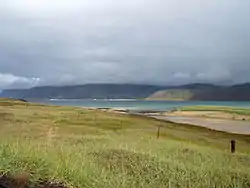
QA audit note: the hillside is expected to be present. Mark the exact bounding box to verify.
[0,84,166,99]
[1,99,250,187]
[148,83,250,101]
[147,89,194,100]
[1,83,250,101]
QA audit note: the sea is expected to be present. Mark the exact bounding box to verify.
[28,99,250,112]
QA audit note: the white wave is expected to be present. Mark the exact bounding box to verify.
[105,99,137,101]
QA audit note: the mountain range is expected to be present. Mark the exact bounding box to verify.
[1,83,250,101]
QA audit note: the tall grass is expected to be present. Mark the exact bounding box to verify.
[1,100,250,187]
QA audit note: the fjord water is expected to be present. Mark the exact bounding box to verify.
[29,99,250,112]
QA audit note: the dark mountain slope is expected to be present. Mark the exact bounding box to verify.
[0,84,166,99]
[1,83,250,101]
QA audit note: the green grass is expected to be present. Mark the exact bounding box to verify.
[179,106,250,116]
[1,99,250,187]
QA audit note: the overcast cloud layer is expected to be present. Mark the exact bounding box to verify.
[0,0,250,89]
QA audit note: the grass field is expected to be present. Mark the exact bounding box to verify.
[179,106,250,116]
[1,98,250,187]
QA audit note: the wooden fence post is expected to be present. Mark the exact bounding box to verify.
[231,140,236,153]
[77,112,79,120]
[157,126,161,139]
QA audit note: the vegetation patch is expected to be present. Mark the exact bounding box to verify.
[92,149,250,187]
[179,106,250,116]
[0,112,14,121]
[92,149,171,186]
[0,173,68,188]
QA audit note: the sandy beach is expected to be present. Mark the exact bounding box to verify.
[151,115,250,135]
[85,107,250,135]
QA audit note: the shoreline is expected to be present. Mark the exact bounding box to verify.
[153,115,250,135]
[4,98,249,135]
[92,107,250,135]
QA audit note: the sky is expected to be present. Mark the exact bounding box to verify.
[0,0,250,89]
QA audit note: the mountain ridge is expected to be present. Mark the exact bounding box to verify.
[1,83,250,101]
[0,84,166,99]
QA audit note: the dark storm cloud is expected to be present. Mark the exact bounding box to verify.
[0,0,250,89]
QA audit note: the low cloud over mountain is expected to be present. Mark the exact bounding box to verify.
[1,0,250,89]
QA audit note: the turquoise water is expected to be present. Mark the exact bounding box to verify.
[29,99,250,112]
